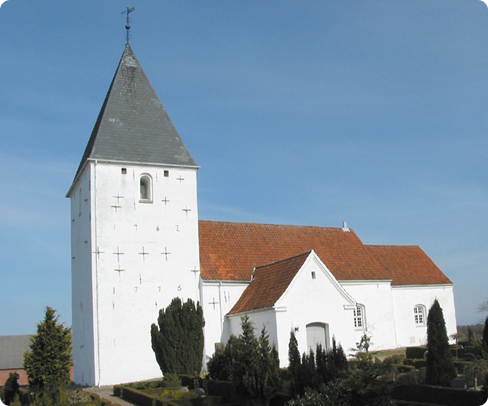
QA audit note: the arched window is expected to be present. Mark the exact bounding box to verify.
[414,305,426,326]
[139,175,152,202]
[306,322,330,352]
[353,304,366,329]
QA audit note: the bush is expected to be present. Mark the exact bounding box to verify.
[205,380,243,404]
[163,373,182,388]
[464,359,488,388]
[383,354,406,364]
[3,372,20,405]
[151,298,205,376]
[159,390,198,401]
[396,373,418,385]
[392,383,488,406]
[179,375,204,390]
[406,347,427,359]
[391,364,415,374]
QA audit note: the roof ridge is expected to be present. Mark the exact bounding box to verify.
[367,244,420,248]
[254,250,312,271]
[199,219,347,231]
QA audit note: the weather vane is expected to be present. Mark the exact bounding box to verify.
[121,6,135,45]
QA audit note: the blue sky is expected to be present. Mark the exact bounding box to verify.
[1,0,487,335]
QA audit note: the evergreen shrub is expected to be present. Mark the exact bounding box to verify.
[426,300,456,387]
[406,347,427,359]
[382,354,406,364]
[159,390,198,401]
[392,383,488,406]
[393,364,415,374]
[396,373,418,385]
[205,380,241,403]
[151,298,205,375]
[180,375,204,390]
[412,359,427,369]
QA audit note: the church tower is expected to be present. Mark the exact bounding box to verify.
[67,45,200,386]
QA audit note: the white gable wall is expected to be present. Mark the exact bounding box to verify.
[224,253,358,367]
[275,254,357,365]
[392,284,457,347]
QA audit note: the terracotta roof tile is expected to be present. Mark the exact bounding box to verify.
[365,245,452,286]
[199,220,452,287]
[228,251,311,315]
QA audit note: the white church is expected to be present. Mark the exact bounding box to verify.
[67,45,457,386]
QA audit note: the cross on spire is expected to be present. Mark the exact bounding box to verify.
[121,6,135,45]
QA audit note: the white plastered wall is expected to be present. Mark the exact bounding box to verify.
[392,284,457,347]
[70,168,96,386]
[340,280,397,350]
[71,160,200,386]
[200,280,249,365]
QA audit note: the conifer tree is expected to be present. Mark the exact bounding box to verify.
[230,316,257,394]
[220,316,281,404]
[288,330,301,396]
[3,372,20,405]
[426,300,456,387]
[255,327,281,405]
[151,297,205,375]
[23,307,72,400]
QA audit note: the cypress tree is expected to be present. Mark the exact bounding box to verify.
[288,330,301,396]
[23,307,72,401]
[151,297,205,375]
[242,326,281,405]
[426,300,456,387]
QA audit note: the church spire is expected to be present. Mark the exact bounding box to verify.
[69,45,197,194]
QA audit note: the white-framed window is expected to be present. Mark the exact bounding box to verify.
[353,304,366,329]
[139,174,153,202]
[414,305,426,326]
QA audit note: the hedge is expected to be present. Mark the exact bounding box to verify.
[115,387,178,406]
[406,347,427,359]
[114,386,223,406]
[392,383,488,406]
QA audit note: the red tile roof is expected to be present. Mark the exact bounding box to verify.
[199,220,452,286]
[228,251,311,315]
[365,245,452,286]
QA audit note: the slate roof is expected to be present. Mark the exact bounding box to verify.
[198,220,452,286]
[70,45,197,190]
[228,251,311,315]
[0,335,32,369]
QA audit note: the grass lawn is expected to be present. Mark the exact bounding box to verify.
[373,347,407,361]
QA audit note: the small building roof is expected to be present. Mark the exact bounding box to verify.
[0,335,32,370]
[69,45,197,193]
[198,220,452,286]
[228,251,311,315]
